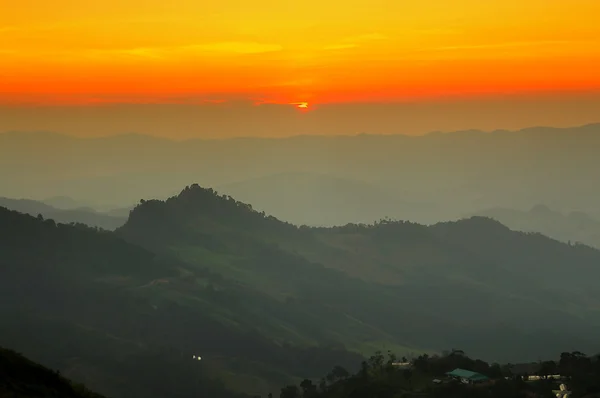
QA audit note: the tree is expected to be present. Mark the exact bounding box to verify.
[280,385,299,398]
[299,379,317,398]
[326,365,349,383]
[539,361,557,378]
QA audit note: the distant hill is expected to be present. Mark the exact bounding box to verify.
[2,123,600,222]
[217,171,442,226]
[471,205,600,249]
[4,185,600,398]
[42,196,94,210]
[0,346,106,398]
[0,197,127,230]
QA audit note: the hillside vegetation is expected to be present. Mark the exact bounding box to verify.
[279,350,600,398]
[472,204,600,250]
[3,184,600,397]
[0,346,105,398]
[118,185,600,361]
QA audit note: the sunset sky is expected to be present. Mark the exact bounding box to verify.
[1,0,600,137]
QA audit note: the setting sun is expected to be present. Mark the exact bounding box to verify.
[292,102,310,110]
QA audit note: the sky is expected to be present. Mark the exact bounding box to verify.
[1,0,600,137]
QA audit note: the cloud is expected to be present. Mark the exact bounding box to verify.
[411,28,461,35]
[430,40,575,52]
[0,93,234,106]
[323,32,387,51]
[66,41,283,61]
[322,43,358,51]
[114,47,164,58]
[183,41,283,54]
[348,33,388,42]
[90,42,283,60]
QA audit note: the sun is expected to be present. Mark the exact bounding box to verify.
[291,102,310,111]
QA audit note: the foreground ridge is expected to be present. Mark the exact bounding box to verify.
[0,346,106,398]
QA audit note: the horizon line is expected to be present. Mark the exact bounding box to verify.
[1,122,599,142]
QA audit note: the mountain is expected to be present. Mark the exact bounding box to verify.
[216,172,441,226]
[0,205,363,398]
[0,197,127,230]
[0,346,106,398]
[471,205,600,250]
[43,196,95,210]
[4,184,600,397]
[2,123,600,223]
[117,185,600,361]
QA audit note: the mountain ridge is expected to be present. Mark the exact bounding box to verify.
[3,123,599,219]
[3,122,599,141]
[117,185,600,360]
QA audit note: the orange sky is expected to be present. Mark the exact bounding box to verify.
[2,0,600,108]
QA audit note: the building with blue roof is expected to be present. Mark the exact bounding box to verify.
[446,368,490,384]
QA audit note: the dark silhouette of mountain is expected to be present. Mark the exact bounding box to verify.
[4,184,600,397]
[0,346,106,398]
[471,205,600,249]
[2,123,600,223]
[0,197,127,230]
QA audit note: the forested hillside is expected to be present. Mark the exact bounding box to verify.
[472,205,600,250]
[0,346,106,398]
[3,184,600,398]
[118,185,600,361]
[278,350,600,398]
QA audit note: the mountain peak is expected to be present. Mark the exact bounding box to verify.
[120,184,297,248]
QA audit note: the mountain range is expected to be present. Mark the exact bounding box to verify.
[0,197,127,230]
[2,123,600,225]
[472,204,600,250]
[2,184,600,397]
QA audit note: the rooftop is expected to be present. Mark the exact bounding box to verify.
[446,368,489,381]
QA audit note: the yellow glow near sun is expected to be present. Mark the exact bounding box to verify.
[296,102,309,109]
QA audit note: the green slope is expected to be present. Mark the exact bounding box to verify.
[0,206,363,398]
[117,185,600,362]
[0,346,105,398]
[471,204,600,250]
[4,184,600,398]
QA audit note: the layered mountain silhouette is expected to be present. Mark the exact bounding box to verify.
[3,184,600,398]
[471,205,600,250]
[2,123,600,224]
[216,172,440,226]
[0,197,127,230]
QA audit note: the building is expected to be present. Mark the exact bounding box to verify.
[446,368,490,384]
[509,362,562,381]
[391,362,412,369]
